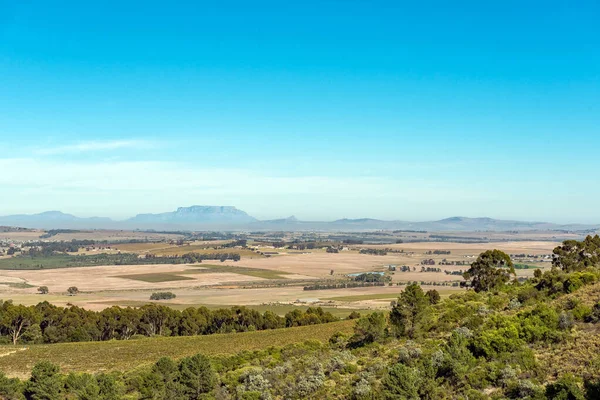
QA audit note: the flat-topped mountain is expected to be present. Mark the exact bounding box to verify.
[128,206,257,225]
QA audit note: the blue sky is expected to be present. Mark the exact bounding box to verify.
[1,1,599,222]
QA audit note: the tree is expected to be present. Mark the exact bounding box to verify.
[153,357,184,400]
[37,286,49,295]
[24,361,62,400]
[463,250,515,292]
[64,373,100,400]
[67,287,79,296]
[1,303,40,345]
[390,283,430,338]
[96,373,123,400]
[382,363,421,399]
[426,289,441,305]
[553,235,600,272]
[178,354,215,399]
[0,371,24,400]
[350,312,387,345]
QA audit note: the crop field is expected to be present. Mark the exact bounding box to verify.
[0,320,355,378]
[148,245,262,258]
[114,240,232,253]
[116,272,196,283]
[0,254,74,270]
[182,264,291,279]
[0,264,265,293]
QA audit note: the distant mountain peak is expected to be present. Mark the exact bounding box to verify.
[128,205,257,225]
[174,205,246,214]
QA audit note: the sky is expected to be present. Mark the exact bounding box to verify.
[0,1,599,223]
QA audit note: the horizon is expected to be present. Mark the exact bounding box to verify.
[0,205,598,226]
[1,2,599,223]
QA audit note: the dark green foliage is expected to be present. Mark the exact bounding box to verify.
[24,362,62,400]
[463,249,515,292]
[350,312,386,346]
[382,363,421,399]
[150,292,177,301]
[0,301,40,345]
[0,371,24,400]
[138,357,185,400]
[584,378,600,400]
[178,354,215,398]
[584,302,600,323]
[284,307,338,327]
[95,373,123,400]
[425,289,440,305]
[0,302,336,344]
[347,311,361,320]
[553,235,600,272]
[64,373,100,400]
[389,283,430,338]
[352,273,388,283]
[545,374,585,399]
[0,252,242,270]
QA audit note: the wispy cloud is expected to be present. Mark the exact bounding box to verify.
[34,140,154,155]
[0,157,494,220]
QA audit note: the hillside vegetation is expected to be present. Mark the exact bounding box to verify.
[0,320,355,378]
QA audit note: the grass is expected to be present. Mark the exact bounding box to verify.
[0,255,73,270]
[182,264,290,280]
[116,273,196,283]
[0,320,355,378]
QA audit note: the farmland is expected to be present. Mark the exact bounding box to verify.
[0,233,559,313]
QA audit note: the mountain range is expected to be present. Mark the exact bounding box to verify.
[0,206,597,232]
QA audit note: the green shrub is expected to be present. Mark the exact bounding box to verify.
[545,374,585,399]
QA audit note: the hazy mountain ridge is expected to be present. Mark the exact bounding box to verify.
[0,207,597,232]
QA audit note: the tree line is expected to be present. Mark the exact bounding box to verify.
[0,303,338,345]
[3,252,242,270]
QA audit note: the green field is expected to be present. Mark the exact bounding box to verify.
[116,273,196,283]
[0,255,73,270]
[0,320,355,378]
[182,264,290,279]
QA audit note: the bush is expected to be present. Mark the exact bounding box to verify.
[545,374,585,399]
[350,312,387,346]
[150,292,177,301]
[24,361,62,400]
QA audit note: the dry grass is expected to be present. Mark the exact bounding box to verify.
[149,245,261,258]
[116,273,196,283]
[535,324,600,380]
